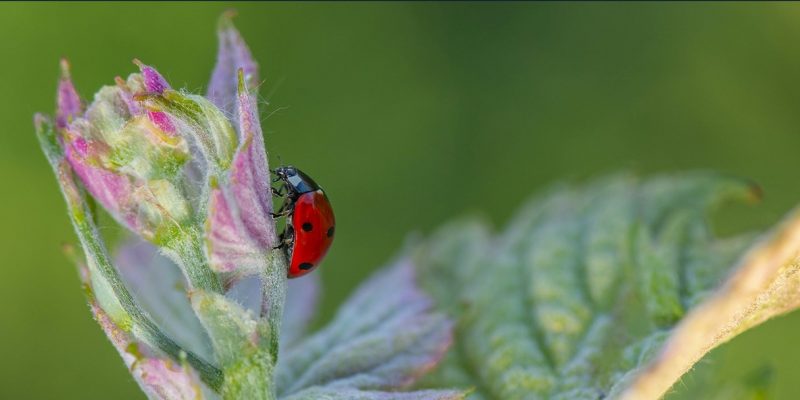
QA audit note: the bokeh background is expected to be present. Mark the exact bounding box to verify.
[3,2,800,398]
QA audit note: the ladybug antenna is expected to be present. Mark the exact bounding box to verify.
[271,154,283,176]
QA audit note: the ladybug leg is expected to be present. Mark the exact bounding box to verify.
[276,235,293,249]
[271,182,288,197]
[273,234,287,250]
[274,225,294,250]
[271,210,291,218]
[270,200,292,218]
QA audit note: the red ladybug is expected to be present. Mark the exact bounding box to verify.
[272,166,335,278]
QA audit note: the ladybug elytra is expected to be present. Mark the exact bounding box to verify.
[272,166,335,278]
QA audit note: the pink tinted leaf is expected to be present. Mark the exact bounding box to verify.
[207,11,259,118]
[55,65,141,228]
[205,70,275,277]
[92,304,208,400]
[134,59,172,94]
[275,260,454,396]
[148,109,177,134]
[61,139,141,232]
[137,358,208,400]
[133,60,178,135]
[56,59,82,129]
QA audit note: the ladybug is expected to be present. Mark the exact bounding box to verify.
[272,165,335,278]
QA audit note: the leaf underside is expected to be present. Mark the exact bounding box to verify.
[275,260,462,399]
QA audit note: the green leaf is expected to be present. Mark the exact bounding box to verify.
[411,172,789,399]
[616,206,800,399]
[275,260,461,399]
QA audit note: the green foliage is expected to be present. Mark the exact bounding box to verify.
[413,173,762,399]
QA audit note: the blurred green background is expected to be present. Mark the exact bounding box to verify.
[3,2,800,398]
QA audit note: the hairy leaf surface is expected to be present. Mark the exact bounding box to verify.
[411,173,800,399]
[275,260,462,399]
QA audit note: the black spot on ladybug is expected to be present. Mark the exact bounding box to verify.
[302,222,313,232]
[327,226,335,237]
[299,262,314,270]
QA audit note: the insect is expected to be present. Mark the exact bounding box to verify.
[272,165,336,278]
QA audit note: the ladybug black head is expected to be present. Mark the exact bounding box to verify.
[274,165,298,181]
[273,165,322,196]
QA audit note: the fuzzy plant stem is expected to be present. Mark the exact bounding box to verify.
[35,118,224,390]
[261,248,288,361]
[66,164,223,389]
[77,210,224,389]
[164,229,224,294]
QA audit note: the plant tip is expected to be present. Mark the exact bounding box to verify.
[59,58,71,79]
